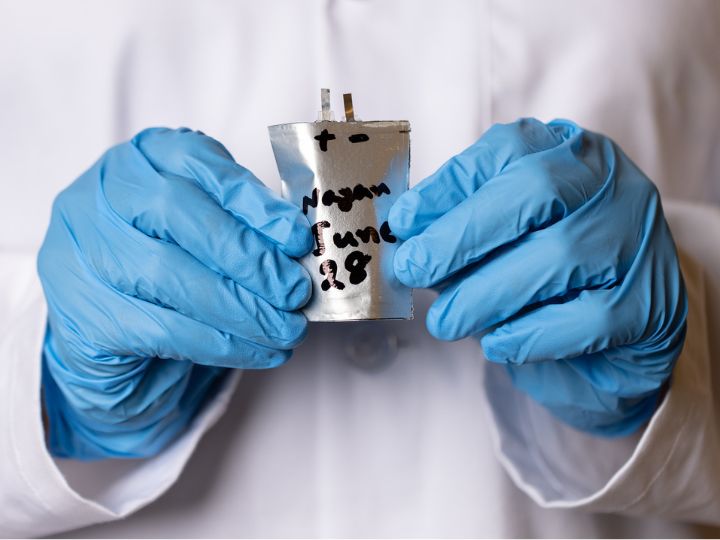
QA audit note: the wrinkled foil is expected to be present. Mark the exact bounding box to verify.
[269,120,413,321]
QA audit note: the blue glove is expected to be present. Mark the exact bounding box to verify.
[38,127,312,459]
[390,118,687,436]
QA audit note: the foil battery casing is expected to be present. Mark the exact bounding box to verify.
[268,120,413,321]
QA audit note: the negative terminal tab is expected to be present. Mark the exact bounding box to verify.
[343,93,355,122]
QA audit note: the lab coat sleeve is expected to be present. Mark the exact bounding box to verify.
[483,199,720,524]
[0,249,241,538]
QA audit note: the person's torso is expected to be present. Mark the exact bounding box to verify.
[1,0,718,536]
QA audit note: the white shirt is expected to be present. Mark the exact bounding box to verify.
[1,0,720,537]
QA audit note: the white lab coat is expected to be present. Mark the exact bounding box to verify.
[1,0,719,537]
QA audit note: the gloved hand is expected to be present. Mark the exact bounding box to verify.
[38,127,312,459]
[390,118,687,436]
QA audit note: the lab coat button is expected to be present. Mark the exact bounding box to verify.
[344,324,398,372]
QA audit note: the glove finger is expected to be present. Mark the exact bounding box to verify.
[394,138,602,288]
[61,364,225,458]
[389,118,570,239]
[47,269,294,369]
[481,288,639,365]
[122,293,294,369]
[481,227,687,372]
[482,286,680,398]
[80,217,307,350]
[132,127,312,257]
[45,328,224,433]
[103,144,311,311]
[44,265,293,370]
[425,219,623,341]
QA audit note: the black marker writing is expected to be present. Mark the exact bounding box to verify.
[322,188,355,212]
[327,221,396,249]
[346,251,372,285]
[314,129,336,152]
[349,133,370,143]
[320,259,345,291]
[352,184,375,201]
[356,226,380,244]
[303,189,319,215]
[301,183,392,214]
[333,231,359,249]
[311,221,331,256]
[379,221,397,243]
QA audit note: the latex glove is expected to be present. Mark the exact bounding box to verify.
[390,118,687,436]
[38,127,312,459]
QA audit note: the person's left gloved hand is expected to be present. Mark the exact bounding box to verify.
[390,118,687,437]
[38,127,312,459]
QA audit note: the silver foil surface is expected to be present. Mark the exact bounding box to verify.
[269,120,413,321]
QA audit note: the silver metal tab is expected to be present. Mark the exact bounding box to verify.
[320,88,332,121]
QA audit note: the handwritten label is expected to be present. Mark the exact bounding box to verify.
[304,131,398,291]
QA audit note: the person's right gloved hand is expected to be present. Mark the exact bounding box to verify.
[38,127,312,460]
